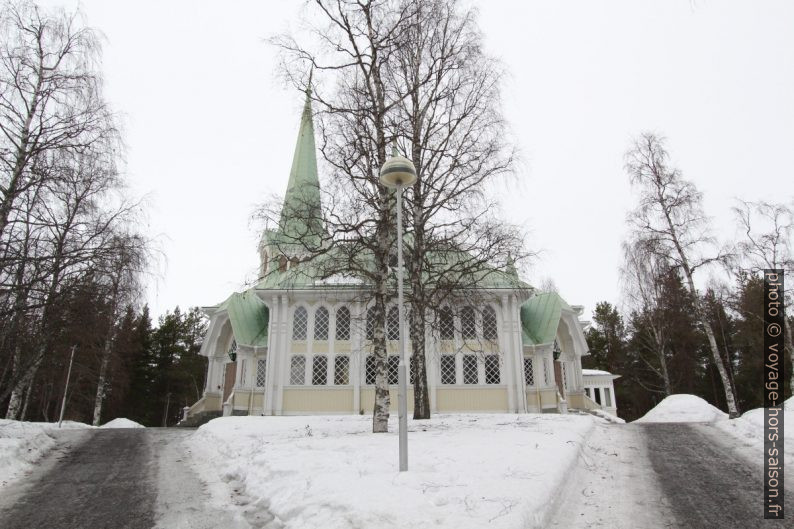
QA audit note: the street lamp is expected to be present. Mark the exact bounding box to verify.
[379,145,417,472]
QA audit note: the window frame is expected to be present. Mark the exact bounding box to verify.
[289,355,306,385]
[440,354,456,385]
[484,354,500,385]
[312,355,328,386]
[255,357,268,388]
[335,306,351,341]
[334,355,350,385]
[314,306,329,341]
[293,306,308,340]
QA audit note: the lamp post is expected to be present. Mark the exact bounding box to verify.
[379,145,417,472]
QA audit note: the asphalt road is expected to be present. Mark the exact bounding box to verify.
[0,428,155,529]
[643,422,793,529]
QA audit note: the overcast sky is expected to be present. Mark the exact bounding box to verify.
[42,0,793,320]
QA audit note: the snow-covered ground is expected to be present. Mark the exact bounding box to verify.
[714,396,794,468]
[187,413,601,529]
[634,394,727,423]
[0,419,92,486]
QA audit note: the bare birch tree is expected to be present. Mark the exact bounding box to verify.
[732,199,794,391]
[621,238,673,395]
[625,133,739,417]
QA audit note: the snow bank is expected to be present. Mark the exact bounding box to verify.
[715,405,794,468]
[0,419,92,486]
[634,394,727,423]
[187,414,599,529]
[582,369,612,376]
[100,418,144,429]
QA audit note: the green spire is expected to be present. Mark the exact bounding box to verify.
[278,76,324,251]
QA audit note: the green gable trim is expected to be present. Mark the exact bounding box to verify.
[520,292,568,346]
[227,290,269,348]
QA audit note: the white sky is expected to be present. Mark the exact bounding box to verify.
[43,0,793,319]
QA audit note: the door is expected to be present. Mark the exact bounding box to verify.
[553,360,565,398]
[223,362,237,403]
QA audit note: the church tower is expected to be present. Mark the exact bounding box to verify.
[259,83,324,278]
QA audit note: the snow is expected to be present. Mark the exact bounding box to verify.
[715,403,794,468]
[634,394,728,423]
[187,413,601,529]
[581,369,612,376]
[101,418,145,429]
[0,419,92,486]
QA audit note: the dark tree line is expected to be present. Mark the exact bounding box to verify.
[1,300,207,427]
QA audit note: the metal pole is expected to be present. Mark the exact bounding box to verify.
[396,184,408,472]
[58,345,76,428]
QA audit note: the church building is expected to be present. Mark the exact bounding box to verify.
[183,91,615,423]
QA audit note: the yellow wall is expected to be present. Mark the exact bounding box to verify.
[232,390,264,410]
[283,388,354,413]
[436,387,508,412]
[359,388,414,414]
[524,389,559,410]
[290,341,308,354]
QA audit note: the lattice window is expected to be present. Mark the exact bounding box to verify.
[388,355,399,385]
[409,355,416,385]
[461,306,476,339]
[485,354,500,384]
[483,306,498,340]
[439,306,454,340]
[387,306,400,340]
[365,355,377,385]
[256,357,267,387]
[228,340,238,359]
[293,307,308,340]
[314,307,329,340]
[440,354,456,384]
[523,357,534,386]
[335,306,351,340]
[366,307,376,340]
[334,355,349,385]
[561,361,568,391]
[463,355,478,384]
[289,355,305,385]
[543,357,550,385]
[312,355,328,385]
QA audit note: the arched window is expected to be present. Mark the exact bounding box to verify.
[293,307,308,340]
[483,306,498,340]
[366,307,377,340]
[314,307,329,340]
[335,306,351,340]
[439,306,454,340]
[387,306,400,340]
[461,306,476,339]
